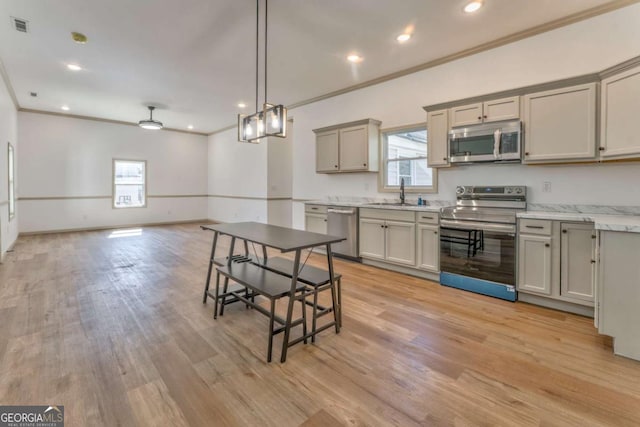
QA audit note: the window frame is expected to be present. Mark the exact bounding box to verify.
[8,142,15,221]
[112,159,147,209]
[378,123,438,194]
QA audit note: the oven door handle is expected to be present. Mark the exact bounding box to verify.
[440,219,515,234]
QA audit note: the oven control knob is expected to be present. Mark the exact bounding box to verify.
[515,188,522,194]
[456,186,465,195]
[506,187,512,194]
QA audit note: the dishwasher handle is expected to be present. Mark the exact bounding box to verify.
[327,208,356,215]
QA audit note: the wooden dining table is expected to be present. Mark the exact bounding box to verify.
[201,222,345,362]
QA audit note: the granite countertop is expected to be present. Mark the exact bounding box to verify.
[306,198,447,212]
[518,211,640,233]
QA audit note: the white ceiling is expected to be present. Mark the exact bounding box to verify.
[0,0,627,134]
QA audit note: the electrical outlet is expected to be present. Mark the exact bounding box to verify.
[542,181,552,193]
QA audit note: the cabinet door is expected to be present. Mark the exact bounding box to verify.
[483,96,520,123]
[560,223,595,304]
[449,103,483,127]
[385,220,416,266]
[601,66,640,159]
[305,213,327,235]
[359,218,386,260]
[316,130,339,172]
[518,234,552,295]
[339,125,369,171]
[417,224,439,272]
[523,83,596,162]
[426,110,449,167]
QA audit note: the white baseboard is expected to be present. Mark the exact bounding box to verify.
[18,218,213,236]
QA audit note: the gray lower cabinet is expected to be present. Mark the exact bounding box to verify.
[417,224,439,272]
[359,217,415,265]
[359,218,386,260]
[597,231,640,360]
[518,233,553,295]
[517,219,595,310]
[560,223,596,303]
[304,204,328,234]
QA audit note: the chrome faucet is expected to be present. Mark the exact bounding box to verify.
[400,178,405,205]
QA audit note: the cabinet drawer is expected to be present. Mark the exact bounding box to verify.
[305,204,328,214]
[360,208,415,222]
[519,219,552,235]
[416,212,439,225]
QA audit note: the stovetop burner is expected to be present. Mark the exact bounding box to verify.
[441,186,527,225]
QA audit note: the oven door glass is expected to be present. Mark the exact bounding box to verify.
[449,134,494,157]
[439,226,516,285]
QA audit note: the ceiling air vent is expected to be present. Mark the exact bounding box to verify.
[11,17,28,33]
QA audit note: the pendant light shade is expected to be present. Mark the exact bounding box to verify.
[139,106,163,130]
[238,0,287,143]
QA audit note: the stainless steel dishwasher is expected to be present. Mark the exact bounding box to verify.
[327,206,359,260]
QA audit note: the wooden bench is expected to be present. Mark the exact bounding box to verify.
[213,262,308,362]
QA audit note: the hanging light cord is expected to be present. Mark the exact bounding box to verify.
[255,0,259,113]
[264,0,268,106]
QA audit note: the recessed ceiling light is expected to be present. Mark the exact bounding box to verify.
[396,34,411,43]
[71,32,88,44]
[187,125,194,130]
[237,102,246,108]
[347,54,363,63]
[66,63,82,71]
[464,1,483,13]
[61,105,70,111]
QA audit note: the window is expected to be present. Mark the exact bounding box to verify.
[8,143,15,220]
[113,160,146,208]
[380,124,437,193]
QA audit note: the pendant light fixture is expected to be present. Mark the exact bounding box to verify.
[238,0,287,143]
[138,106,163,130]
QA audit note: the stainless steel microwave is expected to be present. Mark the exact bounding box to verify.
[449,120,522,164]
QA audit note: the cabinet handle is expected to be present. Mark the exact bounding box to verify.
[545,243,550,247]
[434,231,438,234]
[311,207,318,210]
[323,219,327,222]
[591,260,596,264]
[421,216,434,220]
[363,163,367,167]
[477,116,482,120]
[562,229,567,233]
[443,157,447,161]
[380,225,384,228]
[599,147,605,151]
[524,152,530,156]
[525,225,544,229]
[483,115,487,119]
[592,235,596,239]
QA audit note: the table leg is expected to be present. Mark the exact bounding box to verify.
[326,244,340,333]
[202,231,219,304]
[280,249,301,363]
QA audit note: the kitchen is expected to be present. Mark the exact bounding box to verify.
[3,0,640,425]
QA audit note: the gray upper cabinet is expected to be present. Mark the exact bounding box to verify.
[449,96,520,127]
[313,119,380,173]
[600,65,640,160]
[315,130,339,172]
[523,83,597,163]
[426,109,449,167]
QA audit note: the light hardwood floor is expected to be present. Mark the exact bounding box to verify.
[1,224,639,426]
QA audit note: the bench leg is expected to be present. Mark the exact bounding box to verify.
[280,249,302,363]
[337,277,342,327]
[213,271,221,319]
[219,276,229,316]
[267,299,276,363]
[301,290,308,344]
[203,231,219,304]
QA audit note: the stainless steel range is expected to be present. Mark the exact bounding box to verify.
[439,185,526,301]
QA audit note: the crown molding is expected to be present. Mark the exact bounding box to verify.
[0,57,19,110]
